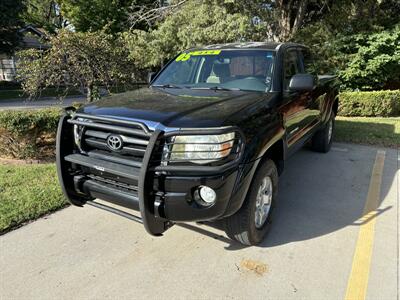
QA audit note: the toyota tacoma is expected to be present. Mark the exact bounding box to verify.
[56,42,339,245]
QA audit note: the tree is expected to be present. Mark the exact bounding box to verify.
[125,0,250,68]
[0,0,25,54]
[22,0,68,33]
[17,30,138,102]
[215,0,331,41]
[292,0,400,89]
[59,0,156,34]
[129,0,188,29]
[339,26,400,90]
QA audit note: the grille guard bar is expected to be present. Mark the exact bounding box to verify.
[57,111,244,236]
[57,114,168,236]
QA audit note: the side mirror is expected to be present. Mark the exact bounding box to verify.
[148,71,157,84]
[289,74,315,91]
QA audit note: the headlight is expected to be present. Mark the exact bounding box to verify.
[167,132,236,164]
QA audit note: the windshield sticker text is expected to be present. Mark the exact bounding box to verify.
[175,50,221,62]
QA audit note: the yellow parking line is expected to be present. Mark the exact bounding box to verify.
[345,150,386,300]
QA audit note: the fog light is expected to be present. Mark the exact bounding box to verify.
[197,185,216,206]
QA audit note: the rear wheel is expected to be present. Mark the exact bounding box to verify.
[311,114,335,153]
[224,159,278,246]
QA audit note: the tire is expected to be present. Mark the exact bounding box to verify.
[311,114,335,153]
[224,159,278,246]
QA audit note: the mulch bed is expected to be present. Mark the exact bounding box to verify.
[0,157,54,165]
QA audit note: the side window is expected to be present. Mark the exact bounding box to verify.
[283,49,301,90]
[300,49,318,75]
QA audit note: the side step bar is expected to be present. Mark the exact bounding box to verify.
[86,200,143,223]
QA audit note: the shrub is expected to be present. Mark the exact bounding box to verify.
[338,90,400,117]
[17,30,139,102]
[0,81,21,90]
[339,25,400,90]
[0,108,60,159]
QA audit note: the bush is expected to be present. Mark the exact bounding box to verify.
[339,25,400,90]
[17,30,138,102]
[338,90,400,117]
[0,81,21,90]
[0,108,60,159]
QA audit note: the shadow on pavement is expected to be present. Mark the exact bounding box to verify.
[177,145,396,250]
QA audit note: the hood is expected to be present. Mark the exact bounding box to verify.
[79,87,274,128]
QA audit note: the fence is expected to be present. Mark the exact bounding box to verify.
[0,57,17,82]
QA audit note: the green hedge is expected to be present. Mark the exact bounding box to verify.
[0,108,60,159]
[338,90,400,117]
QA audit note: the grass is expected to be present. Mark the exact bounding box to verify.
[0,163,67,233]
[0,87,81,101]
[335,116,400,148]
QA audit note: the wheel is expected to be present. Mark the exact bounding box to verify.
[311,114,335,153]
[224,159,278,246]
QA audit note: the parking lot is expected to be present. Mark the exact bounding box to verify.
[0,143,398,299]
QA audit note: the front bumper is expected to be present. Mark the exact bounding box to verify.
[56,113,247,236]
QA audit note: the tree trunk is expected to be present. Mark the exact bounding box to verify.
[87,82,93,102]
[279,10,291,41]
[276,0,308,41]
[292,0,308,36]
[276,0,292,41]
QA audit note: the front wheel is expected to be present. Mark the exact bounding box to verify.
[224,159,278,246]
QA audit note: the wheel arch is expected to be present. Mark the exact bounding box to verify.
[332,94,339,116]
[223,137,286,218]
[261,138,285,176]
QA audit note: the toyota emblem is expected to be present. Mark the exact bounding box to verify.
[106,135,123,151]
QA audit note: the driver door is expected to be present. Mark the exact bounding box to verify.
[280,48,311,146]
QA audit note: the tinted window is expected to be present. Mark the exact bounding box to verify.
[300,49,317,75]
[283,49,301,90]
[153,50,276,92]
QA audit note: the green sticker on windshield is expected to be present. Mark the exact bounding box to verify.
[175,50,221,62]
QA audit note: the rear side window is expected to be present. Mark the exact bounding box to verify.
[283,49,301,91]
[300,49,318,75]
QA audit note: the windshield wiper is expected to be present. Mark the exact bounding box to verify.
[152,84,182,89]
[190,86,240,91]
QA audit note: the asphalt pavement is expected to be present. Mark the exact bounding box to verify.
[0,143,398,299]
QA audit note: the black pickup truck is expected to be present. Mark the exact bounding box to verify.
[57,42,339,245]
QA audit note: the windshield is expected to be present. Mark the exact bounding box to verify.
[152,50,275,92]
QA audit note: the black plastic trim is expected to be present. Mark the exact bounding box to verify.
[56,115,89,206]
[82,179,139,210]
[87,150,142,168]
[152,160,239,174]
[65,153,140,180]
[138,129,167,235]
[86,201,143,223]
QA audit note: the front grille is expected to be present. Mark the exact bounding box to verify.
[67,114,153,190]
[84,129,148,157]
